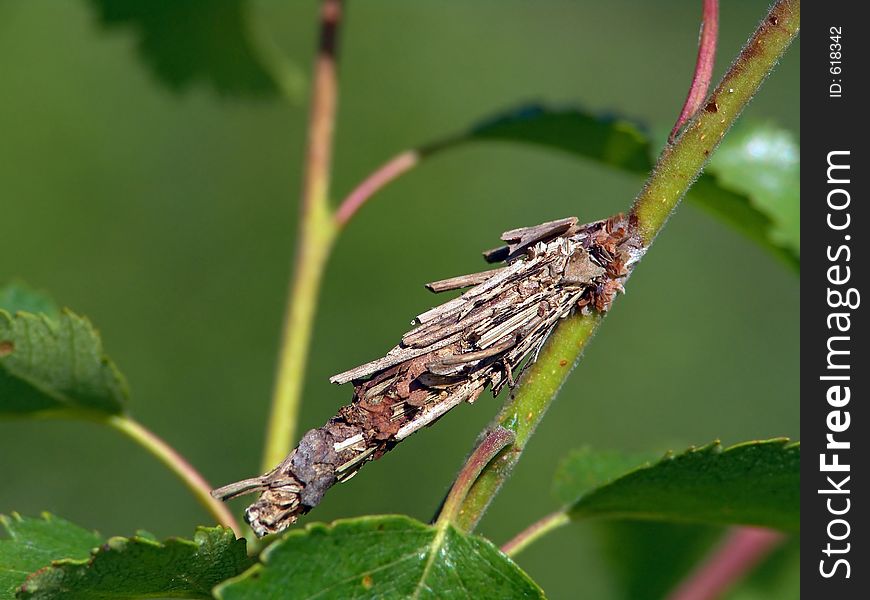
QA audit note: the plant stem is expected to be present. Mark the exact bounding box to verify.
[262,0,344,472]
[634,0,800,245]
[335,151,420,228]
[501,511,570,557]
[667,527,785,600]
[104,415,242,536]
[436,427,514,528]
[455,0,799,532]
[669,0,719,142]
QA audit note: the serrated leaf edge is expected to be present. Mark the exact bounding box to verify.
[564,438,800,523]
[18,525,243,596]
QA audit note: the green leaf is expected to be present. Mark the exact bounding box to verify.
[215,515,544,600]
[560,440,799,532]
[0,283,59,321]
[458,105,652,174]
[17,526,252,600]
[0,513,102,599]
[423,106,798,270]
[707,123,800,257]
[0,309,128,417]
[552,447,726,598]
[86,0,280,97]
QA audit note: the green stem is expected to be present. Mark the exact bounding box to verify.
[104,415,242,536]
[455,0,800,532]
[262,203,336,471]
[501,511,570,557]
[261,0,343,472]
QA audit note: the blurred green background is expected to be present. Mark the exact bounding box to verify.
[0,1,798,598]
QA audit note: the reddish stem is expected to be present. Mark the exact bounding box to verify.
[105,416,242,537]
[303,0,342,209]
[669,0,719,142]
[262,0,343,471]
[334,150,420,228]
[667,526,785,600]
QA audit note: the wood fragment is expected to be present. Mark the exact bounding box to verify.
[213,213,641,537]
[328,335,460,385]
[428,336,517,368]
[500,216,578,250]
[484,216,579,262]
[425,266,507,293]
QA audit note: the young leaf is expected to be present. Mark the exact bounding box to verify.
[85,0,279,97]
[0,513,102,599]
[0,283,59,321]
[17,526,251,600]
[0,309,128,417]
[558,440,799,532]
[707,123,800,257]
[215,515,544,599]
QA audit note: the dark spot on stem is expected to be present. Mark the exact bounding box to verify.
[559,359,568,367]
[0,340,14,357]
[705,101,719,113]
[768,15,779,26]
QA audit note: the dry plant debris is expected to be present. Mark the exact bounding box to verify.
[212,214,642,537]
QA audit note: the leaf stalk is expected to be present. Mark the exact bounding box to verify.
[105,415,242,536]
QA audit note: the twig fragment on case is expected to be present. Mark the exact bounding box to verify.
[212,213,642,537]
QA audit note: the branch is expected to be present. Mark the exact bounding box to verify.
[105,416,242,536]
[669,0,720,142]
[454,0,800,532]
[262,0,343,471]
[667,527,785,600]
